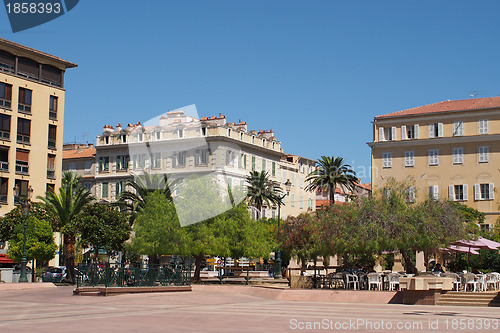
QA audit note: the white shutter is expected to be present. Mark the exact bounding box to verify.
[401,125,407,140]
[414,124,419,139]
[448,185,454,201]
[474,184,480,200]
[463,184,468,201]
[391,126,396,140]
[429,124,435,138]
[433,185,439,200]
[489,183,495,200]
[379,127,384,141]
[438,123,444,137]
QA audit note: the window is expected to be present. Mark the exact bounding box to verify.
[401,125,419,140]
[41,64,62,87]
[406,186,415,203]
[378,126,396,141]
[262,139,266,147]
[0,114,10,140]
[383,188,392,199]
[99,156,109,172]
[17,118,30,144]
[116,155,129,170]
[15,149,29,174]
[133,154,146,169]
[240,132,243,140]
[47,154,55,178]
[226,150,234,167]
[428,185,439,200]
[428,149,439,166]
[196,149,209,166]
[18,57,38,80]
[243,154,247,169]
[291,194,295,207]
[103,136,110,145]
[0,50,15,74]
[453,148,463,164]
[18,88,32,113]
[227,128,231,136]
[308,198,313,210]
[429,123,443,138]
[479,119,488,134]
[382,152,392,168]
[272,162,276,176]
[251,156,256,171]
[453,121,463,136]
[14,179,29,202]
[46,184,55,194]
[201,127,206,136]
[0,148,8,171]
[155,131,161,140]
[101,182,109,198]
[137,133,143,142]
[291,173,295,186]
[68,162,76,171]
[84,182,92,192]
[173,151,186,167]
[299,196,303,209]
[177,128,184,138]
[85,161,93,173]
[121,134,127,143]
[0,82,12,108]
[49,96,58,119]
[261,159,266,171]
[474,183,494,201]
[404,151,414,167]
[115,181,125,197]
[478,146,489,163]
[449,184,468,201]
[152,152,161,169]
[300,176,303,189]
[251,136,255,144]
[227,177,232,190]
[48,125,57,149]
[0,178,9,203]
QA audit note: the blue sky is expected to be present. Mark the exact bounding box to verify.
[2,0,500,182]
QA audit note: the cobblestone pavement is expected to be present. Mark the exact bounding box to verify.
[0,285,498,332]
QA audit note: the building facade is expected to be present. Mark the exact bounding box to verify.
[369,97,500,228]
[0,38,77,216]
[62,144,96,196]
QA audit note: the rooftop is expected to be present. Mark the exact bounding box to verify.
[63,145,96,160]
[375,96,500,119]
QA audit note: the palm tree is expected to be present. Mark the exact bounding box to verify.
[38,171,92,283]
[246,171,282,218]
[116,172,175,224]
[305,156,357,204]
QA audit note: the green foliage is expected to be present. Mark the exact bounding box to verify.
[75,202,131,254]
[449,201,485,224]
[0,202,56,242]
[305,156,357,204]
[7,216,57,263]
[246,171,282,214]
[131,191,184,256]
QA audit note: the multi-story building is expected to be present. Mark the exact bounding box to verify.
[315,181,372,209]
[62,143,96,196]
[0,38,77,215]
[86,111,317,219]
[369,97,500,228]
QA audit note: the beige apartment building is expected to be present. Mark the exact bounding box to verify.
[0,38,77,215]
[62,144,96,195]
[369,97,500,228]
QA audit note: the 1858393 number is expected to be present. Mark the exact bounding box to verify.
[5,2,61,14]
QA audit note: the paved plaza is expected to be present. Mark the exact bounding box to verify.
[0,284,499,332]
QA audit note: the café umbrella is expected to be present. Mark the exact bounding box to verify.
[442,244,481,272]
[452,236,500,271]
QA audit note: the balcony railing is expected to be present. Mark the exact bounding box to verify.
[49,111,57,120]
[0,98,11,109]
[17,134,30,144]
[0,131,9,141]
[48,140,56,149]
[18,103,31,114]
[0,194,6,203]
[15,163,28,174]
[0,63,14,74]
[0,161,8,171]
[47,170,55,178]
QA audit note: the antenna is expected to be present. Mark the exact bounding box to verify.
[82,132,89,144]
[469,90,481,98]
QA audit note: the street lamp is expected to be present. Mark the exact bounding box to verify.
[275,179,291,279]
[13,184,33,283]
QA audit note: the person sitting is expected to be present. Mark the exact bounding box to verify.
[432,263,444,274]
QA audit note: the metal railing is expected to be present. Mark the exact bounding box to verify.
[76,263,191,288]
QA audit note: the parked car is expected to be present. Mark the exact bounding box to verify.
[42,266,67,283]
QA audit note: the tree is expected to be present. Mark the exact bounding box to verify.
[7,216,57,264]
[38,171,92,283]
[246,171,282,218]
[116,172,175,224]
[74,202,131,260]
[305,156,357,204]
[0,202,56,242]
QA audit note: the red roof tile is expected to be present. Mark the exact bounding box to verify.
[376,96,500,119]
[63,147,96,160]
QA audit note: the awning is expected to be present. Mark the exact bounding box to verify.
[0,254,16,264]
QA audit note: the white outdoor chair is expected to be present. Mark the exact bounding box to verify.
[491,272,500,290]
[388,272,400,291]
[444,273,462,291]
[463,273,479,292]
[485,273,498,291]
[476,274,487,291]
[367,273,382,291]
[345,274,359,290]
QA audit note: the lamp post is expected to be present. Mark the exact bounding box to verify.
[275,179,291,279]
[13,184,33,283]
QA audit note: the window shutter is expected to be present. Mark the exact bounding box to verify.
[429,124,435,138]
[401,126,407,140]
[391,126,396,140]
[429,186,433,199]
[438,123,443,137]
[463,184,468,201]
[414,124,419,139]
[448,185,454,200]
[433,185,439,200]
[16,149,29,162]
[474,184,480,200]
[379,127,384,141]
[489,183,494,200]
[405,152,409,166]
